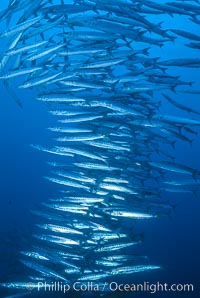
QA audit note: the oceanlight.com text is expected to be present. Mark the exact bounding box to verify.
[26,281,194,294]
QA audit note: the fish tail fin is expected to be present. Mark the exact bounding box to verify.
[171,202,179,213]
[4,80,23,108]
[111,79,120,92]
[142,47,151,56]
[157,21,164,28]
[168,12,174,18]
[189,139,194,147]
[49,35,56,44]
[169,35,176,43]
[172,141,176,150]
[126,40,133,49]
[171,85,177,93]
[188,81,194,86]
[192,171,200,180]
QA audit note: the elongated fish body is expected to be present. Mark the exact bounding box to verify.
[84,140,130,151]
[0,282,38,290]
[59,48,107,57]
[79,58,125,69]
[26,16,64,39]
[43,202,88,214]
[53,170,96,184]
[78,272,111,281]
[61,31,117,42]
[56,134,104,142]
[18,72,63,88]
[0,32,22,69]
[95,241,140,252]
[1,0,200,293]
[54,146,107,162]
[91,232,127,241]
[27,44,64,61]
[0,67,42,79]
[64,196,104,204]
[170,29,200,42]
[20,259,69,281]
[45,176,91,191]
[6,40,48,56]
[99,183,138,195]
[74,162,119,172]
[48,127,93,133]
[31,144,74,157]
[103,209,157,219]
[162,93,200,115]
[37,95,85,103]
[36,223,83,236]
[149,161,199,176]
[33,234,80,246]
[20,251,49,261]
[0,16,41,38]
[111,265,160,275]
[59,114,103,123]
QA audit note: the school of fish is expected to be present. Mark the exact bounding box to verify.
[0,0,200,296]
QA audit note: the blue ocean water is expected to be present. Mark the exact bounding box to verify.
[0,1,200,297]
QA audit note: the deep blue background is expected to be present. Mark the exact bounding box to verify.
[0,1,200,297]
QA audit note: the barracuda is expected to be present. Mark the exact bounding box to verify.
[110,265,161,275]
[95,240,140,252]
[103,208,157,219]
[6,40,48,56]
[33,234,80,246]
[56,133,105,142]
[1,0,200,292]
[45,176,91,191]
[36,223,83,235]
[54,146,107,162]
[18,72,63,88]
[0,16,41,38]
[20,259,69,281]
[0,67,42,79]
